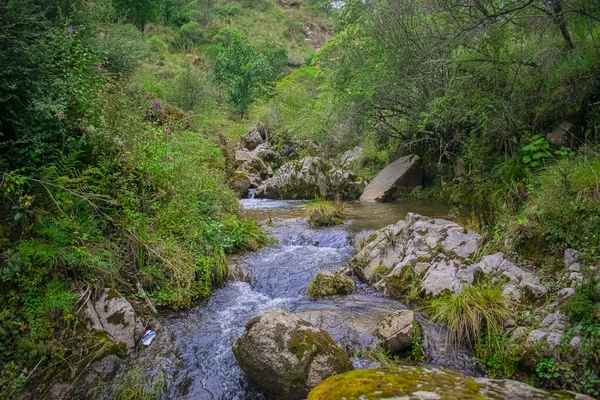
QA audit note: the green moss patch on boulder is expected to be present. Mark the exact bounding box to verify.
[307,271,355,297]
[308,366,592,400]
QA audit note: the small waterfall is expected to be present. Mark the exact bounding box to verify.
[247,188,256,199]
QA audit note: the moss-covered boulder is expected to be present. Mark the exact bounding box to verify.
[233,309,353,400]
[308,366,592,400]
[308,271,355,297]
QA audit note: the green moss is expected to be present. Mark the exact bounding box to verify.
[308,367,481,400]
[106,311,127,326]
[307,273,354,297]
[374,265,390,277]
[308,366,585,400]
[106,289,122,301]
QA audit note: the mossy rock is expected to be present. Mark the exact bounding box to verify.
[308,366,592,400]
[308,272,355,297]
[233,309,353,400]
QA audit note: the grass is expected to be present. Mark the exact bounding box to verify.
[306,196,345,227]
[427,282,513,349]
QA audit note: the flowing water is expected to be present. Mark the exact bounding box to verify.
[155,199,481,399]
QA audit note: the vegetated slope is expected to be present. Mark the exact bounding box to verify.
[0,0,334,396]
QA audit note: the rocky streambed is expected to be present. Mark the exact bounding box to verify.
[67,199,593,400]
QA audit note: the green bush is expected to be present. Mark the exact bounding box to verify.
[147,35,168,53]
[166,63,207,111]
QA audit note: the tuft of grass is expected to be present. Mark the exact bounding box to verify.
[427,282,513,349]
[306,196,345,227]
[113,367,166,400]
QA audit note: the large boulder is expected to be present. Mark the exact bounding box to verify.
[241,129,264,151]
[359,155,423,202]
[233,309,353,400]
[255,157,365,200]
[351,214,548,304]
[235,150,269,180]
[230,171,251,195]
[85,288,144,353]
[252,143,281,164]
[308,366,592,400]
[375,310,420,353]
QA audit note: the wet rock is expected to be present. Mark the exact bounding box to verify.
[359,155,423,202]
[340,146,363,168]
[228,264,252,283]
[233,309,353,400]
[255,157,364,200]
[230,171,251,196]
[237,163,263,188]
[85,289,144,353]
[308,271,355,297]
[375,310,420,353]
[241,129,264,151]
[308,366,592,399]
[235,150,269,180]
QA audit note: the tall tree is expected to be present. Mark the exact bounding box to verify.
[112,0,162,34]
[213,32,271,117]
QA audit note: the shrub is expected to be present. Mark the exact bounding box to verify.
[427,282,513,348]
[166,63,207,111]
[306,197,345,227]
[147,35,168,53]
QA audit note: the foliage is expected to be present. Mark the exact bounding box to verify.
[476,333,520,379]
[427,282,513,348]
[166,63,207,111]
[111,0,162,33]
[213,32,272,116]
[305,196,344,227]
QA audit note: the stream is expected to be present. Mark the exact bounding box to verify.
[156,199,481,399]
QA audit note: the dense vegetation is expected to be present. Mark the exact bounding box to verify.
[2,0,600,397]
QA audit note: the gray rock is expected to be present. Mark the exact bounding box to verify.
[252,143,280,163]
[233,309,353,400]
[565,248,582,272]
[375,310,420,353]
[508,327,528,344]
[340,146,363,168]
[420,259,462,297]
[230,171,251,195]
[359,155,423,202]
[241,129,264,151]
[570,336,582,348]
[526,329,548,346]
[85,289,144,353]
[557,287,576,303]
[454,158,467,177]
[546,121,575,147]
[235,150,269,180]
[237,163,263,188]
[255,157,364,200]
[502,284,521,301]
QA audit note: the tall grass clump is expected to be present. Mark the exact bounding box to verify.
[306,196,345,227]
[427,282,513,348]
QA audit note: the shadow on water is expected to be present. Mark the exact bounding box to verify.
[159,200,481,399]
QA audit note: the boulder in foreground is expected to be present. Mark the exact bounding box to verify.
[308,366,592,400]
[233,309,353,400]
[359,155,423,202]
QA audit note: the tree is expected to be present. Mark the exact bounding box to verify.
[112,0,162,34]
[213,32,271,117]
